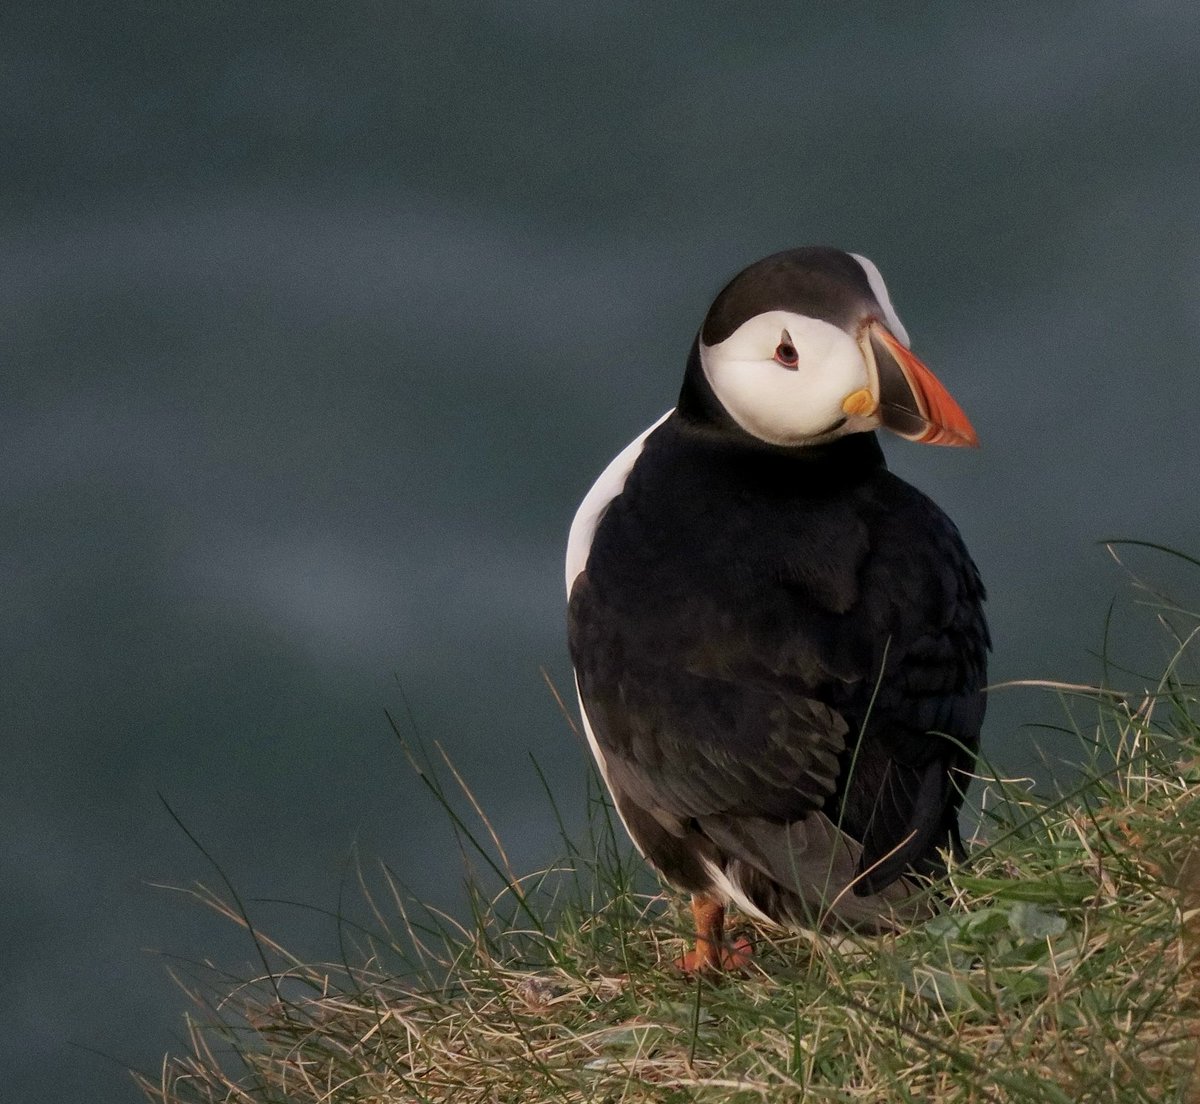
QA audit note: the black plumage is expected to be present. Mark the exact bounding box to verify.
[567,248,988,953]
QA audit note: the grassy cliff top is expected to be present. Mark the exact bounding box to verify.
[141,552,1200,1103]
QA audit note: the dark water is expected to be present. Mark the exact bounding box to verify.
[5,4,1200,1100]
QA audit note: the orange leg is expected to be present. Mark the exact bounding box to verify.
[674,893,753,973]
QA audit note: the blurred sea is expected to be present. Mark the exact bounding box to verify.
[4,4,1200,1100]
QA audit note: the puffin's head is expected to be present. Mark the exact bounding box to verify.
[692,246,977,449]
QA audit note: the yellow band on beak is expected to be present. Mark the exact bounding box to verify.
[842,388,878,417]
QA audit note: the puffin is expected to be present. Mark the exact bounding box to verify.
[565,246,989,971]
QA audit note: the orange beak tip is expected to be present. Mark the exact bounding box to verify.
[871,323,978,450]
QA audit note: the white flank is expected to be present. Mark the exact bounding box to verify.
[850,253,910,347]
[564,410,673,594]
[699,858,775,924]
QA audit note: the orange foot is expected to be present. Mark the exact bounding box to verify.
[674,935,754,974]
[673,893,755,973]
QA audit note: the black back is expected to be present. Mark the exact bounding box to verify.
[568,415,988,895]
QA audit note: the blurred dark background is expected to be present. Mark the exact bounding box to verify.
[4,3,1199,1100]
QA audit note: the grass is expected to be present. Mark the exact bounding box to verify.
[140,548,1200,1103]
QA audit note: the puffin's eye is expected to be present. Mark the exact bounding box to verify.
[774,340,799,369]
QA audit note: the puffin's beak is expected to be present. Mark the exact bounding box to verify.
[858,322,979,448]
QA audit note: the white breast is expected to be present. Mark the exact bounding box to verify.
[564,410,673,595]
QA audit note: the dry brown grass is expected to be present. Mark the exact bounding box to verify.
[141,551,1200,1103]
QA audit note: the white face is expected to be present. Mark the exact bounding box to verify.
[699,310,879,446]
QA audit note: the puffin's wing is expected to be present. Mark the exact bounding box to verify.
[568,474,987,899]
[845,500,989,891]
[569,573,850,830]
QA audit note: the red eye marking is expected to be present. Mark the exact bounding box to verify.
[774,341,799,369]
